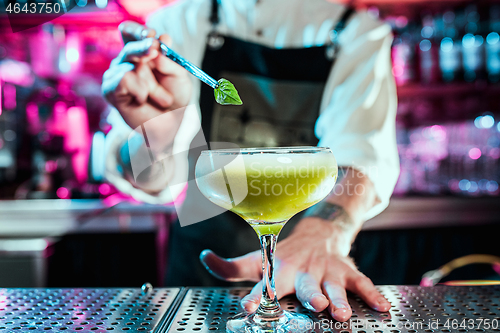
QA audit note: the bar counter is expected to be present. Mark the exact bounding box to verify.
[1,285,499,332]
[1,196,499,237]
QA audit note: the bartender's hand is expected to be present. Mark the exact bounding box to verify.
[200,168,391,322]
[200,219,390,322]
[102,21,192,144]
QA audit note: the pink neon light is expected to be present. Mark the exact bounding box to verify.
[99,183,111,195]
[494,263,500,276]
[392,65,404,77]
[48,101,68,136]
[395,16,408,28]
[56,187,70,199]
[101,183,188,208]
[102,192,141,207]
[430,125,446,141]
[489,147,500,159]
[0,60,34,86]
[65,106,90,183]
[45,160,58,173]
[3,83,16,110]
[469,148,482,160]
[26,103,40,134]
[420,277,434,287]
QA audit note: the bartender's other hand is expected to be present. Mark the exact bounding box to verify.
[102,21,192,131]
[199,218,391,322]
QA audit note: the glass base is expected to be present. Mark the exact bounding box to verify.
[226,310,313,333]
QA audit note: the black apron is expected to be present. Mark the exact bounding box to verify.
[165,1,354,287]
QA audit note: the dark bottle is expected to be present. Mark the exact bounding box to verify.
[418,14,441,84]
[439,10,463,82]
[391,17,417,86]
[462,4,487,82]
[486,5,500,83]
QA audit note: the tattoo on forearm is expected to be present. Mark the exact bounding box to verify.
[303,202,354,231]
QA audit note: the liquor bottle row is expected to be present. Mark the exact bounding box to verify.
[394,114,500,196]
[388,4,500,85]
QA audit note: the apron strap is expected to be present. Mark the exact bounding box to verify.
[207,0,224,50]
[210,1,354,35]
[208,1,355,59]
[326,6,355,60]
[210,0,220,26]
[333,6,355,35]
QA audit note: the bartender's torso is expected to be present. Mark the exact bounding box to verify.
[149,0,350,51]
[147,0,357,117]
[158,0,358,286]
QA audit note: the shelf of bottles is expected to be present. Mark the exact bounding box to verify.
[379,3,500,197]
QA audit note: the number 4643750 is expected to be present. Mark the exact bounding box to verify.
[443,318,499,330]
[6,2,61,14]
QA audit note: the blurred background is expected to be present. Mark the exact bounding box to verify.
[0,0,499,288]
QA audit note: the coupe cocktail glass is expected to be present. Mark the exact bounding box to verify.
[195,147,338,332]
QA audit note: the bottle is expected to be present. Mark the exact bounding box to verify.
[439,10,463,82]
[391,17,417,85]
[419,14,440,84]
[486,5,500,83]
[462,4,487,82]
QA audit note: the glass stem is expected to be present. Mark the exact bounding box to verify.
[256,233,283,318]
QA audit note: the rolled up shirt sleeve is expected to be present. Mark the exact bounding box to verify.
[104,103,202,205]
[104,107,176,204]
[103,2,204,205]
[315,11,400,220]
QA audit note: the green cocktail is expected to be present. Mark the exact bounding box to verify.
[195,147,338,332]
[197,150,337,232]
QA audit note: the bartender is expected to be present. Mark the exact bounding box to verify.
[102,0,399,322]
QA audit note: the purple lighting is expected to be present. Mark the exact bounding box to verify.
[0,60,34,87]
[487,181,499,193]
[459,179,471,191]
[468,148,481,160]
[468,181,478,193]
[45,161,58,173]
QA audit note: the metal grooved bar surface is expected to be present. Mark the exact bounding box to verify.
[0,288,180,332]
[167,286,500,333]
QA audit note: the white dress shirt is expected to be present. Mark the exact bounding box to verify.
[105,0,400,220]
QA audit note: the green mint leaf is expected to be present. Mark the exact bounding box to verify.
[214,78,243,105]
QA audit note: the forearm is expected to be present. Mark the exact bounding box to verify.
[297,167,378,255]
[324,167,377,231]
[118,137,175,194]
[113,105,188,194]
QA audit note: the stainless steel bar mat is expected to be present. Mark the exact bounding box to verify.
[0,288,180,332]
[0,286,499,332]
[166,286,500,333]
